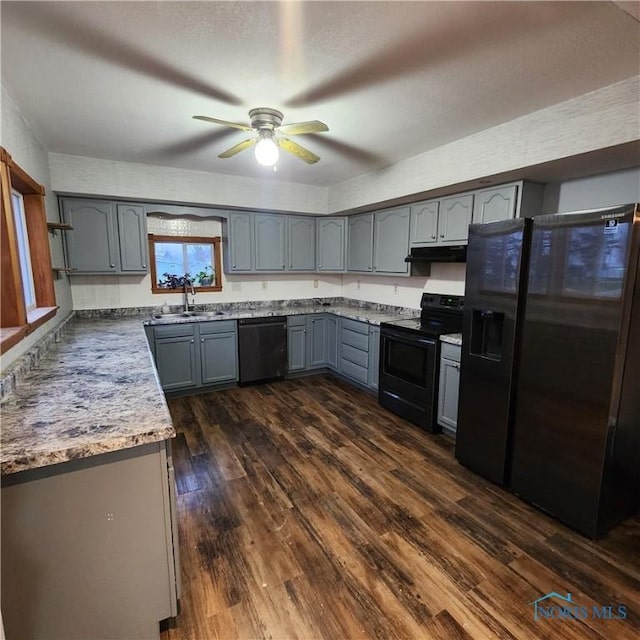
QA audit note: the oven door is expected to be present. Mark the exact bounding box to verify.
[379,327,440,431]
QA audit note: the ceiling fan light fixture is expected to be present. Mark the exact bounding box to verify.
[255,133,279,167]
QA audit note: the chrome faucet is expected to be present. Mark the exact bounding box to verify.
[183,277,195,312]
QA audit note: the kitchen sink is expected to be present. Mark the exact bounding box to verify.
[150,310,229,322]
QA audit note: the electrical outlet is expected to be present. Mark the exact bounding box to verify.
[393,283,399,295]
[261,281,268,290]
[313,279,319,288]
[231,281,241,292]
[357,280,361,290]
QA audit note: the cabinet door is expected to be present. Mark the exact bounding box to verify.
[254,213,286,271]
[373,206,410,274]
[409,201,439,246]
[288,324,307,372]
[472,185,518,225]
[437,357,461,431]
[307,316,327,369]
[438,194,474,243]
[326,316,338,370]
[62,198,119,273]
[200,332,238,384]
[228,212,253,272]
[347,213,374,272]
[288,216,316,271]
[317,218,346,271]
[155,336,198,391]
[368,326,380,390]
[117,204,148,272]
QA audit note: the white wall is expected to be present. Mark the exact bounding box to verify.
[48,153,328,215]
[70,214,342,310]
[542,167,640,213]
[0,85,73,369]
[329,77,640,212]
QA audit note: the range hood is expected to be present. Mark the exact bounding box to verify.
[404,245,467,276]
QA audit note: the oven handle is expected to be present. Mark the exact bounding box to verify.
[381,328,436,348]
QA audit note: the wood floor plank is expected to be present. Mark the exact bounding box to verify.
[162,374,640,640]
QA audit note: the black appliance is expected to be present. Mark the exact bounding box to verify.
[457,204,640,538]
[238,316,287,384]
[379,293,464,432]
[405,245,468,264]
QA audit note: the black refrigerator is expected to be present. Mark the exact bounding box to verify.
[456,204,640,538]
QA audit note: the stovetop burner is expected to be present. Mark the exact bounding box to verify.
[382,293,464,337]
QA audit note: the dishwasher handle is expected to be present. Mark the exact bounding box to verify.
[238,316,287,327]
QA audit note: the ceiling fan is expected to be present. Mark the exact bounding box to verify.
[193,108,328,166]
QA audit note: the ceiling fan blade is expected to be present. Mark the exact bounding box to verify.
[218,138,256,158]
[193,115,252,131]
[279,137,320,164]
[278,120,329,135]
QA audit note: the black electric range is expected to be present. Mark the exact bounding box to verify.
[379,294,464,432]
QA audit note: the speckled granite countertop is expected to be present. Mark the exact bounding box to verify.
[143,304,414,327]
[1,318,175,476]
[440,333,463,346]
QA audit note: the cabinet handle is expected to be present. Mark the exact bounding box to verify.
[431,235,436,239]
[440,234,444,238]
[201,338,204,343]
[232,264,236,268]
[318,264,322,268]
[190,339,194,343]
[142,264,147,268]
[110,263,116,268]
[282,264,286,268]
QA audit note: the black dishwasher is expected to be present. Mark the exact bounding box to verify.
[238,316,287,384]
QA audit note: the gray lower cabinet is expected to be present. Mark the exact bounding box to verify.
[368,326,380,390]
[307,315,328,369]
[347,213,374,272]
[61,198,148,275]
[1,440,179,640]
[254,213,287,271]
[147,321,238,392]
[287,317,308,372]
[326,315,339,370]
[437,342,461,434]
[200,322,238,384]
[338,317,371,387]
[317,217,346,271]
[288,216,316,271]
[373,206,410,274]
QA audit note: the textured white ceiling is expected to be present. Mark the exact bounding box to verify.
[2,1,639,187]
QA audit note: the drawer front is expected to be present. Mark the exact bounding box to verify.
[341,327,369,351]
[341,317,369,335]
[153,323,195,339]
[199,320,237,335]
[341,343,369,368]
[287,314,308,327]
[340,358,369,385]
[441,342,461,362]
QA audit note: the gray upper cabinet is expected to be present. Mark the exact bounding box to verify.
[409,200,439,246]
[288,216,316,271]
[317,217,346,271]
[225,212,253,272]
[438,194,474,243]
[373,206,410,274]
[347,213,374,272]
[117,204,148,272]
[254,213,287,271]
[62,198,148,275]
[472,184,518,225]
[62,198,119,273]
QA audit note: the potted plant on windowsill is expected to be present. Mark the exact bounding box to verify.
[195,266,214,287]
[158,273,191,289]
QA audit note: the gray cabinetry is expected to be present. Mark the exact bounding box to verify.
[117,204,149,272]
[287,316,308,372]
[61,198,148,275]
[307,316,328,369]
[288,216,316,271]
[368,326,380,391]
[338,317,371,386]
[437,342,461,434]
[326,315,339,370]
[199,321,238,384]
[153,324,198,391]
[472,184,518,225]
[373,206,410,274]
[438,194,474,243]
[254,213,287,271]
[224,212,253,272]
[347,213,374,272]
[409,200,439,246]
[317,217,346,271]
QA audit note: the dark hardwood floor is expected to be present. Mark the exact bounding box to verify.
[161,374,640,640]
